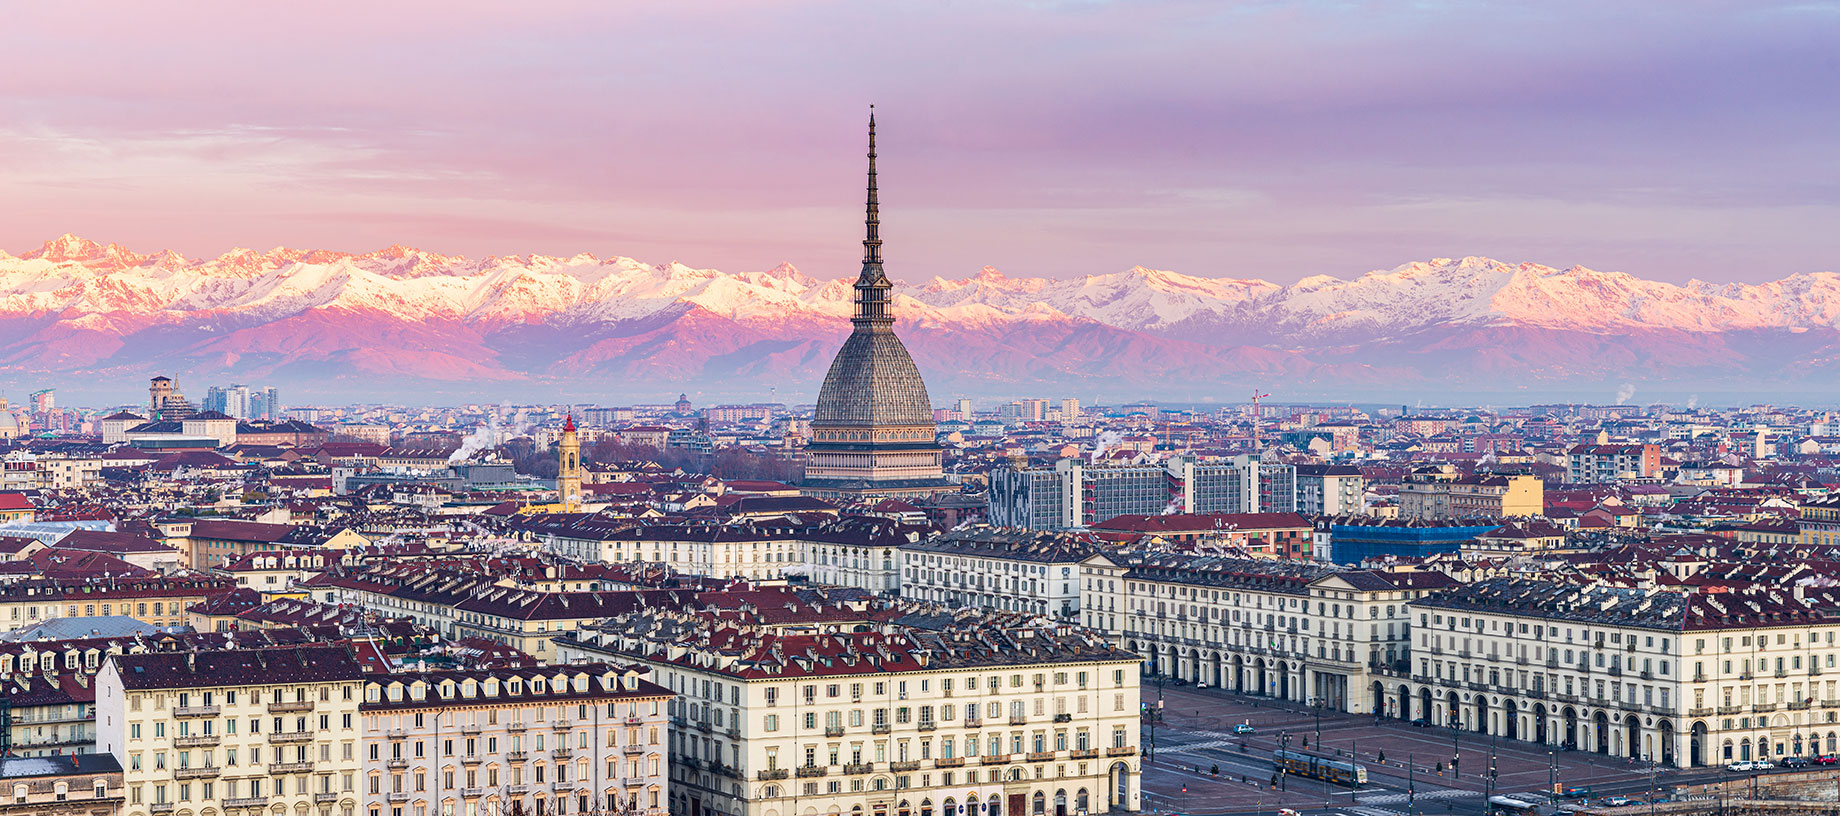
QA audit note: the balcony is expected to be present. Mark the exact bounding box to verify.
[269,761,315,774]
[1107,746,1137,757]
[963,718,982,729]
[461,788,485,799]
[386,729,408,740]
[508,723,528,732]
[1826,699,1840,708]
[461,724,482,735]
[1053,713,1073,723]
[1009,716,1028,726]
[462,755,483,765]
[1688,707,1714,717]
[795,766,827,778]
[757,769,790,781]
[175,767,221,780]
[1789,701,1812,711]
[1718,705,1743,715]
[1026,751,1055,762]
[387,759,410,769]
[872,724,891,735]
[1069,749,1099,759]
[624,744,646,755]
[825,726,845,737]
[268,701,314,714]
[844,762,875,775]
[268,731,315,744]
[552,719,573,730]
[1754,703,1778,713]
[935,757,965,768]
[224,798,267,809]
[980,755,1011,765]
[890,761,920,772]
[175,735,222,748]
[316,794,341,804]
[174,705,220,718]
[917,721,937,732]
[552,748,573,759]
[508,751,529,762]
[151,805,176,814]
[507,785,532,796]
[388,793,411,803]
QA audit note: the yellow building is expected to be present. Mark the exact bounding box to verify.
[1397,466,1543,520]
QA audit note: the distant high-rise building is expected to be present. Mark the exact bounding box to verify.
[990,454,1293,529]
[955,398,973,417]
[800,114,953,503]
[28,389,53,412]
[1061,397,1081,421]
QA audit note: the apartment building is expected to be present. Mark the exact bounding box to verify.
[0,754,123,816]
[1077,554,1454,712]
[96,645,369,816]
[898,528,1100,618]
[1384,578,1840,769]
[554,601,1143,816]
[1566,443,1661,483]
[1293,464,1365,517]
[357,664,673,816]
[1799,493,1840,548]
[0,577,237,630]
[800,518,925,597]
[1396,466,1543,520]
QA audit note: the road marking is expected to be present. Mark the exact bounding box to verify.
[1360,789,1474,804]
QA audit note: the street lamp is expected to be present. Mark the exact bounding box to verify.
[1279,732,1291,792]
[1450,714,1462,774]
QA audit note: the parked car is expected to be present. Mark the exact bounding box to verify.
[1816,755,1840,765]
[1232,723,1256,735]
[1411,718,1433,728]
[1755,760,1778,770]
[1603,796,1634,806]
[1783,757,1811,768]
[1560,787,1593,799]
[1196,682,1210,689]
[1727,761,1758,772]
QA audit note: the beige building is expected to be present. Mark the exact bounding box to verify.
[1396,466,1543,520]
[556,601,1143,816]
[1079,554,1455,713]
[1383,578,1840,769]
[96,645,368,816]
[358,664,673,816]
[1,577,236,630]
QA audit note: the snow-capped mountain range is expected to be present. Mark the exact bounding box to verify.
[4,234,1838,403]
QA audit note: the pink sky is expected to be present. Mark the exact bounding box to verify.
[3,0,1836,284]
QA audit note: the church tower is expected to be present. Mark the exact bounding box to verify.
[800,112,953,503]
[558,414,583,512]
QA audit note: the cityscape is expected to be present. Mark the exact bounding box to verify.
[4,5,1838,816]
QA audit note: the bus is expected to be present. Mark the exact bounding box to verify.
[1272,749,1368,786]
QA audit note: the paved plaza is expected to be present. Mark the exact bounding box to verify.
[1138,685,1693,816]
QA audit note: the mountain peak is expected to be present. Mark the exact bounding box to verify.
[975,265,1006,281]
[24,234,147,268]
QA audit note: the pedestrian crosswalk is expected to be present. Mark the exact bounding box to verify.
[1360,789,1475,805]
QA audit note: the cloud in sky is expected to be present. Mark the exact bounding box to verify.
[2,0,1836,283]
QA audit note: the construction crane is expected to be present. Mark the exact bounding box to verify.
[1250,390,1271,453]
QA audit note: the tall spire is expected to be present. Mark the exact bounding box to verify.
[853,107,893,327]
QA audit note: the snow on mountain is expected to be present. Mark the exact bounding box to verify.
[3,236,1838,401]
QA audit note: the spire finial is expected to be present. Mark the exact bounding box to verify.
[852,106,893,326]
[863,106,880,278]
